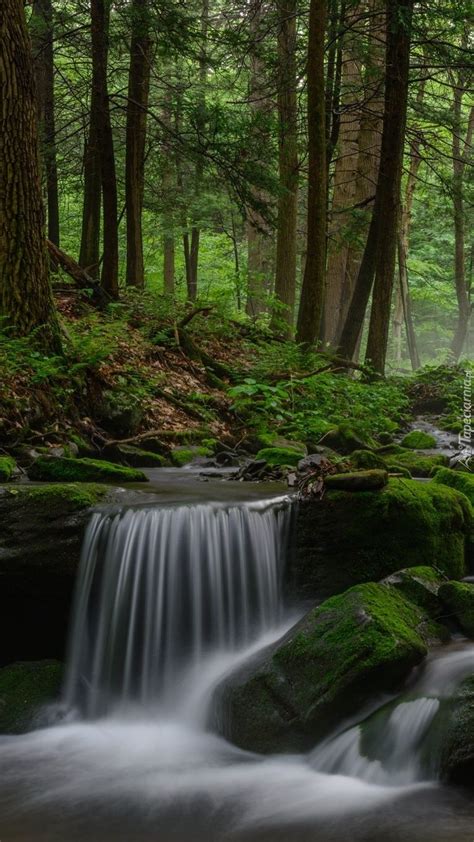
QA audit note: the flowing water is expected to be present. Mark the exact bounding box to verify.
[1,492,474,842]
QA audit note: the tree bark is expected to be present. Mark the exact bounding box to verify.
[0,0,60,353]
[295,0,328,345]
[91,0,119,299]
[272,0,299,337]
[125,0,152,288]
[450,90,474,360]
[339,0,414,372]
[31,0,60,247]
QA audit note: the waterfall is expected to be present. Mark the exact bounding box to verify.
[64,497,293,718]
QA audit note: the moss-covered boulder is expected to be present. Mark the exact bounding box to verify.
[439,581,474,637]
[0,483,107,665]
[221,583,429,753]
[378,445,448,477]
[28,455,148,483]
[102,443,168,468]
[325,469,388,492]
[319,423,374,455]
[292,479,472,599]
[440,676,474,787]
[170,445,213,467]
[0,456,17,482]
[381,566,445,618]
[401,430,437,449]
[349,450,387,471]
[0,660,63,734]
[255,446,303,469]
[432,467,474,506]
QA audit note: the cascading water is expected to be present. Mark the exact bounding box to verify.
[64,497,293,718]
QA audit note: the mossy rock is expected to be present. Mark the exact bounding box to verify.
[102,443,168,468]
[0,456,16,482]
[319,423,375,455]
[439,581,474,637]
[381,566,446,619]
[440,676,474,787]
[384,463,412,479]
[256,446,303,469]
[376,445,448,477]
[292,479,472,599]
[431,467,474,506]
[401,430,438,449]
[350,450,387,471]
[96,390,144,437]
[0,660,63,734]
[221,583,429,753]
[325,469,388,492]
[28,455,148,484]
[170,445,213,467]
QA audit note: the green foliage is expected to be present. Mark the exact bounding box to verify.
[0,456,16,482]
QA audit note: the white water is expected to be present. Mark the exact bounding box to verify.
[1,497,474,842]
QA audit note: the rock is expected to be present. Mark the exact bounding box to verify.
[133,437,171,457]
[0,484,107,664]
[349,450,387,471]
[439,581,474,637]
[170,446,213,467]
[28,455,148,483]
[0,456,17,482]
[377,432,394,445]
[377,445,448,477]
[401,430,438,449]
[325,469,388,492]
[96,390,144,437]
[0,660,63,734]
[291,479,472,599]
[381,566,445,619]
[440,676,474,786]
[221,583,429,753]
[431,467,474,506]
[270,437,307,455]
[101,443,167,468]
[319,423,374,455]
[256,446,304,468]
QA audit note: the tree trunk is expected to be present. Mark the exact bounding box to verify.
[125,0,152,288]
[91,0,119,299]
[295,0,327,345]
[339,0,414,372]
[0,0,60,353]
[272,0,299,337]
[31,0,60,247]
[450,90,474,360]
[79,116,102,278]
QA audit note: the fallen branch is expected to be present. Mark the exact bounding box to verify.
[47,239,110,308]
[178,306,214,329]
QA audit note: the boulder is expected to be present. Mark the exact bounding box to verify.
[440,676,474,787]
[349,450,387,471]
[438,581,474,638]
[0,456,17,482]
[377,445,448,477]
[101,443,167,468]
[256,446,305,469]
[28,455,148,483]
[170,445,213,467]
[381,566,445,619]
[291,479,472,599]
[221,583,429,753]
[401,430,438,449]
[96,390,143,437]
[325,469,388,492]
[431,467,474,506]
[0,660,63,734]
[319,423,374,455]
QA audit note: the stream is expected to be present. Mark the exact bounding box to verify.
[1,471,474,842]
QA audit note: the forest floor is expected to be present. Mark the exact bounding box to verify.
[0,286,469,460]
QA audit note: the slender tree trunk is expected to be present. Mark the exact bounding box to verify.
[79,114,101,277]
[0,0,60,353]
[90,0,119,298]
[125,0,152,288]
[31,0,60,247]
[450,92,474,360]
[295,0,327,345]
[163,234,175,294]
[339,0,414,372]
[272,0,299,337]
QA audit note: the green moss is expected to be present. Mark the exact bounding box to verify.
[1,482,107,509]
[320,423,375,455]
[384,463,412,478]
[325,469,388,491]
[0,660,63,734]
[350,450,387,470]
[382,565,446,619]
[28,456,148,484]
[106,444,167,468]
[439,581,474,637]
[0,456,16,482]
[170,446,212,467]
[376,445,447,477]
[256,446,303,468]
[431,467,474,506]
[401,430,437,449]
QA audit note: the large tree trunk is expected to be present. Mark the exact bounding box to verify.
[272,0,299,337]
[450,89,474,361]
[0,0,60,353]
[339,0,414,372]
[125,0,152,288]
[323,2,363,346]
[31,0,60,247]
[295,0,327,345]
[91,0,119,299]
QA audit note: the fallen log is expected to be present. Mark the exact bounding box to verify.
[47,240,109,308]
